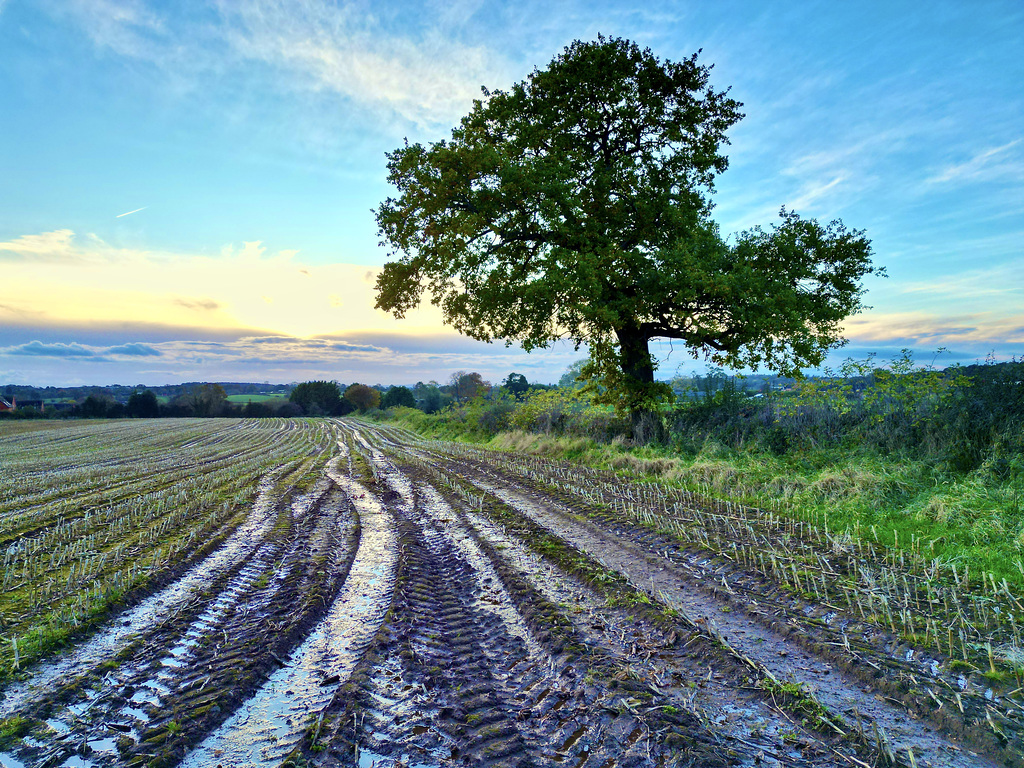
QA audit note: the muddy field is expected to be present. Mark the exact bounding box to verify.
[0,419,1021,767]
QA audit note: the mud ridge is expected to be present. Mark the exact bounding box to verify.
[354,422,1009,768]
[0,462,356,768]
[443,448,1021,766]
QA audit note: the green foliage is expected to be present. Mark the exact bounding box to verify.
[79,394,113,419]
[411,381,448,413]
[379,354,1024,588]
[177,383,228,417]
[501,372,530,399]
[509,388,611,436]
[126,389,160,418]
[558,358,591,389]
[447,371,489,402]
[344,383,381,413]
[375,36,878,421]
[0,715,31,748]
[755,677,843,733]
[290,380,347,416]
[381,385,416,409]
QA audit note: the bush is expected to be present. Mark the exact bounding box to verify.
[477,399,516,434]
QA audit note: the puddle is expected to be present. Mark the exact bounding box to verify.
[45,718,71,735]
[356,746,434,768]
[559,723,588,752]
[17,478,331,762]
[179,463,398,768]
[86,737,118,754]
[123,706,150,722]
[0,470,290,718]
[0,754,27,768]
[129,689,159,706]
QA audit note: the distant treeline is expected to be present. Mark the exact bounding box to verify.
[0,372,559,420]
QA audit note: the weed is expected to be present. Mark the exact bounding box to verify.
[0,715,31,748]
[756,676,845,735]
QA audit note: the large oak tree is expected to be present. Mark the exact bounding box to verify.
[375,37,879,422]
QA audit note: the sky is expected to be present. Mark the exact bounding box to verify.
[1,0,1021,387]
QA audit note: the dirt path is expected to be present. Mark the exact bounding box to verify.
[0,420,1018,768]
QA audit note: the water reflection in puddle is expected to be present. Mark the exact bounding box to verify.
[357,747,434,768]
[87,737,118,754]
[180,460,398,768]
[0,471,290,719]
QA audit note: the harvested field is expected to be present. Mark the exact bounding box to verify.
[0,418,1021,767]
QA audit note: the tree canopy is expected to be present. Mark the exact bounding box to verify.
[178,383,227,417]
[382,385,417,409]
[290,380,345,416]
[501,372,530,399]
[446,371,489,402]
[344,383,381,412]
[375,36,879,418]
[126,389,160,418]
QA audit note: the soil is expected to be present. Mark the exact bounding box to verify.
[0,420,1019,768]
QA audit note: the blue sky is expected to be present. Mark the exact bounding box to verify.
[1,0,1021,387]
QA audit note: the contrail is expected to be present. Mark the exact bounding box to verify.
[116,206,147,218]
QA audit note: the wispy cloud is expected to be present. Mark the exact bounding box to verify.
[106,342,162,356]
[219,0,510,129]
[174,297,221,311]
[927,139,1023,185]
[54,0,510,131]
[59,0,168,60]
[901,264,1024,300]
[0,227,450,339]
[844,309,1024,347]
[0,229,156,264]
[784,175,848,212]
[0,229,78,261]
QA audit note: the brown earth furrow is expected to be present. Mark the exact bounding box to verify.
[5,420,1018,768]
[433,449,1006,768]
[0,465,359,768]
[296,430,729,767]
[455,500,850,768]
[400,451,857,768]
[346,422,1020,768]
[441,445,1024,762]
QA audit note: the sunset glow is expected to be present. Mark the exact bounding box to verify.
[2,0,1021,385]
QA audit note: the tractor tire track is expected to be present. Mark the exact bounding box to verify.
[421,443,1005,768]
[0,460,353,768]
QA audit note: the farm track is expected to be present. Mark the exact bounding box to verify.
[0,418,1020,768]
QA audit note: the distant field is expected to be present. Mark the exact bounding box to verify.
[225,393,290,403]
[0,420,75,435]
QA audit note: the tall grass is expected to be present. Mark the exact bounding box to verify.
[378,353,1024,588]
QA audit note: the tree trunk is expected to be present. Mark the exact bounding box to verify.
[615,325,665,444]
[616,325,654,384]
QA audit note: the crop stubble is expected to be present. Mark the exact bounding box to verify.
[0,418,1020,767]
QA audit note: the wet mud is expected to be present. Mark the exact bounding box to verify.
[1,420,1020,768]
